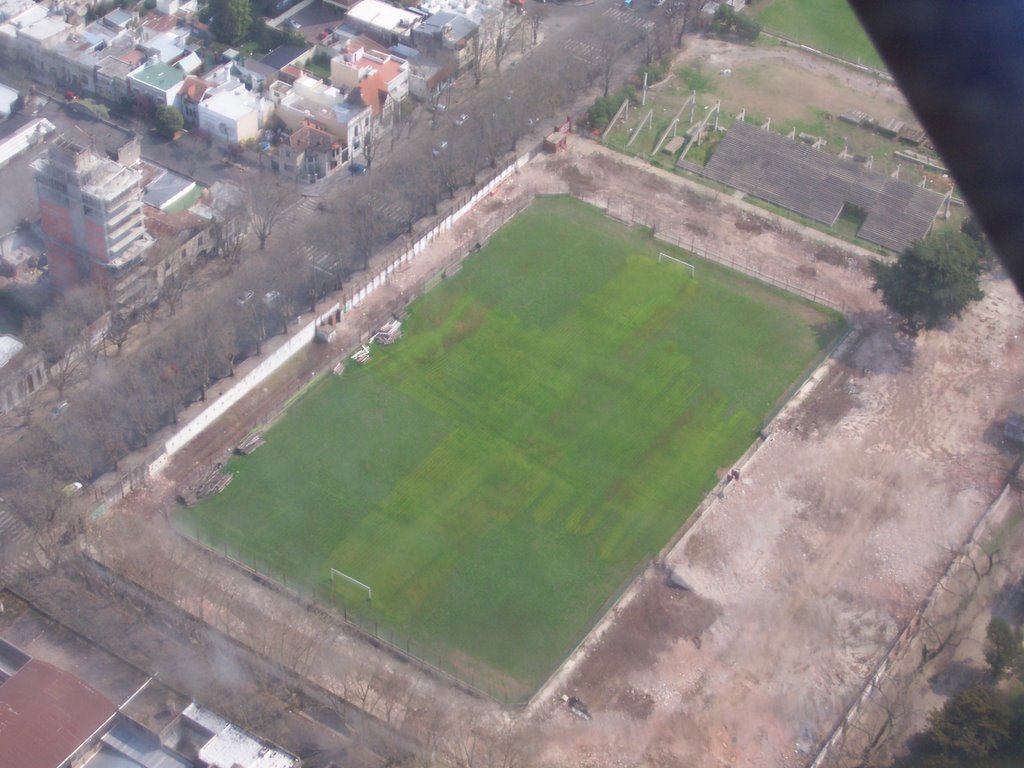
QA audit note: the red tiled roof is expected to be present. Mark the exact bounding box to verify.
[0,660,117,768]
[117,49,146,67]
[144,207,206,238]
[180,75,210,102]
[141,11,177,33]
[357,72,388,118]
[289,119,338,152]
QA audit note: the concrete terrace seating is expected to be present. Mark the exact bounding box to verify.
[697,120,944,252]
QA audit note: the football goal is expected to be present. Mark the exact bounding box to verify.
[331,568,372,601]
[658,252,695,277]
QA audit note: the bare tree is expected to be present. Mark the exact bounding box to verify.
[598,26,625,98]
[158,267,189,316]
[74,388,129,472]
[247,183,291,250]
[492,10,520,73]
[173,133,212,179]
[470,29,493,88]
[526,4,545,46]
[104,310,131,355]
[362,128,378,170]
[352,203,381,274]
[26,285,106,396]
[114,356,166,446]
[212,204,247,266]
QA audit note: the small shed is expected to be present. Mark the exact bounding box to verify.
[543,116,572,153]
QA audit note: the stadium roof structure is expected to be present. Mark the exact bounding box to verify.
[699,120,945,252]
[0,659,117,768]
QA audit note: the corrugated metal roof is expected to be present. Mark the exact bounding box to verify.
[0,659,117,768]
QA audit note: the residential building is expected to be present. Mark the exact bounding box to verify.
[32,136,153,294]
[330,40,408,125]
[6,12,72,78]
[414,10,478,71]
[0,114,54,168]
[0,0,35,23]
[0,81,17,117]
[0,639,299,768]
[277,118,341,182]
[406,56,455,101]
[345,0,421,46]
[95,44,145,103]
[273,74,371,162]
[178,75,211,126]
[0,649,118,768]
[196,76,271,144]
[128,61,186,106]
[254,43,310,85]
[143,205,212,290]
[0,334,46,414]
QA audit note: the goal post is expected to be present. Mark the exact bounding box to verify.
[331,567,372,601]
[658,252,695,277]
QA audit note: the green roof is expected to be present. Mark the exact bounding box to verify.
[131,62,185,91]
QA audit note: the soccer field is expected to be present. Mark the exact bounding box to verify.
[184,196,843,700]
[753,0,883,70]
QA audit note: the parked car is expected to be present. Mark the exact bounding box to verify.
[431,141,449,156]
[285,18,301,28]
[349,162,368,175]
[236,290,255,306]
[455,113,469,126]
[263,290,281,305]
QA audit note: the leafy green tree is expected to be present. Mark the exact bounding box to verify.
[872,230,984,332]
[710,5,761,42]
[210,0,252,45]
[154,105,184,139]
[984,617,1022,680]
[921,685,1010,760]
[961,213,995,267]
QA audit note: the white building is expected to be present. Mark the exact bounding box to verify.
[0,335,46,415]
[0,82,17,117]
[345,0,422,45]
[128,61,186,106]
[273,75,371,159]
[330,42,408,126]
[197,79,271,144]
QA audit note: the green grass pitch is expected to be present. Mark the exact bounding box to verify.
[753,0,883,70]
[183,196,844,700]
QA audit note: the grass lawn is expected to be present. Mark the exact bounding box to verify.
[164,184,205,213]
[183,196,843,700]
[751,0,884,70]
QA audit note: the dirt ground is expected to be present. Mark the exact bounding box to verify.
[518,144,1024,767]
[75,39,1024,768]
[678,37,914,126]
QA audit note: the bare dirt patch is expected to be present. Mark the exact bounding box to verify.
[679,38,914,126]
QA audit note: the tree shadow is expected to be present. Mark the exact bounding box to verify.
[839,309,918,376]
[929,658,986,696]
[992,574,1024,627]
